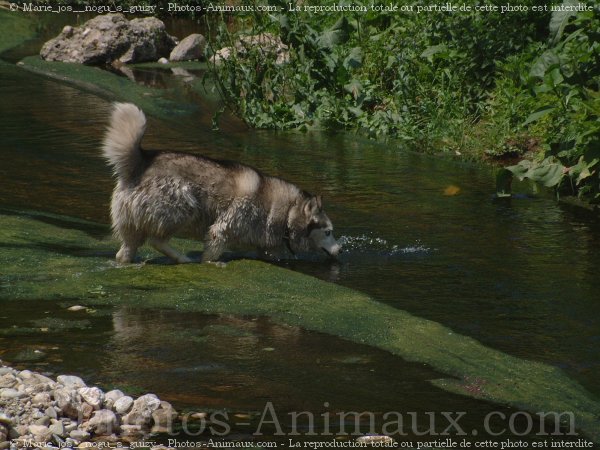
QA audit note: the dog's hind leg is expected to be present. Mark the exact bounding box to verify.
[149,237,192,264]
[116,234,143,264]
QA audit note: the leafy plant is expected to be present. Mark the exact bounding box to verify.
[496,2,600,201]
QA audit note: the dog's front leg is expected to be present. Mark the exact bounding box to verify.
[202,231,226,262]
[202,225,227,263]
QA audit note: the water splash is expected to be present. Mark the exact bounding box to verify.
[338,234,433,256]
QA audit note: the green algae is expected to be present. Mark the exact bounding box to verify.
[1,209,599,442]
[0,9,37,55]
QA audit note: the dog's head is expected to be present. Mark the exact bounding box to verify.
[288,195,341,258]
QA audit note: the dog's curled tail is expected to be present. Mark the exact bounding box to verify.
[102,102,147,180]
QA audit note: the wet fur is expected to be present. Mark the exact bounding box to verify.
[102,103,340,264]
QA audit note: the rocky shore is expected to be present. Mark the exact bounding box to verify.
[0,362,178,449]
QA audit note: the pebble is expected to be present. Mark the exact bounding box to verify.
[49,421,65,437]
[32,392,52,407]
[45,406,58,420]
[70,429,90,441]
[67,305,86,312]
[0,388,24,399]
[0,413,13,426]
[28,423,51,438]
[356,435,396,445]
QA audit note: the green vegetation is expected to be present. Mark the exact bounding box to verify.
[1,208,600,442]
[0,8,37,54]
[206,0,599,201]
[495,5,600,201]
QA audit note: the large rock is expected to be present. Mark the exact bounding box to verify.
[78,387,104,410]
[169,33,206,62]
[53,388,82,419]
[40,13,176,65]
[122,394,161,428]
[57,375,86,390]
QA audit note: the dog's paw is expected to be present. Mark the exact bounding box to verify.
[207,261,227,268]
[177,255,194,264]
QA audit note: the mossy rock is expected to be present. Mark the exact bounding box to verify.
[0,209,599,442]
[18,55,196,118]
[18,56,223,118]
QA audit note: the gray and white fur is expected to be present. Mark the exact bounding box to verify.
[102,103,341,264]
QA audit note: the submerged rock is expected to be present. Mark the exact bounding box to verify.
[40,13,176,65]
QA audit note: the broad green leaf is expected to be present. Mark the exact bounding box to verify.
[421,44,447,62]
[549,67,564,87]
[343,47,363,70]
[549,0,579,44]
[506,161,532,181]
[529,50,560,79]
[317,16,352,49]
[530,162,565,187]
[523,105,555,126]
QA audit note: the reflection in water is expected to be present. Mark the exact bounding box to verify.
[0,301,561,442]
[1,46,600,441]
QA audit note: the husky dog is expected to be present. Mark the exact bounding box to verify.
[102,103,341,264]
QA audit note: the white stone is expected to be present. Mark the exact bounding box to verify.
[103,389,124,409]
[78,387,104,410]
[57,375,86,389]
[86,409,118,436]
[113,395,133,415]
[122,394,161,427]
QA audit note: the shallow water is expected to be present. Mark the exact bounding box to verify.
[1,25,600,445]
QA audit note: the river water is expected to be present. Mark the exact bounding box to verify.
[1,19,599,446]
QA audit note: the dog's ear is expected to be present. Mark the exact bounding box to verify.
[303,196,320,217]
[316,195,322,211]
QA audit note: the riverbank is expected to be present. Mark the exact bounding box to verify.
[0,362,180,449]
[2,6,600,206]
